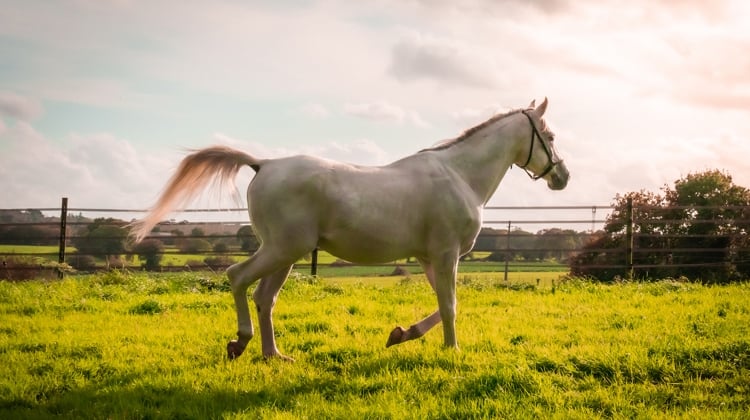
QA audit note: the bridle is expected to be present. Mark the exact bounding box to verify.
[518,109,562,180]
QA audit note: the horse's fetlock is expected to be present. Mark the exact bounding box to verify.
[237,329,254,342]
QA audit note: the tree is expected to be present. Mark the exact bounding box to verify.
[236,225,259,252]
[158,229,184,246]
[213,241,229,254]
[534,228,582,262]
[485,228,535,261]
[664,170,750,282]
[73,219,129,264]
[179,238,211,254]
[571,170,750,282]
[133,239,164,271]
[24,209,45,222]
[0,225,59,246]
[472,227,503,252]
[511,229,536,261]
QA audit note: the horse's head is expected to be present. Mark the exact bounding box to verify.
[516,97,569,190]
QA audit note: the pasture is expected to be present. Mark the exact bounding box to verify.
[1,271,748,418]
[0,244,565,278]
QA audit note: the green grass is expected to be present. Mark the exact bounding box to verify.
[1,272,749,418]
[0,245,75,259]
[143,248,363,269]
[0,245,60,253]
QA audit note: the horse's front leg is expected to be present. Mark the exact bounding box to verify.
[433,252,459,348]
[386,311,441,347]
[386,258,445,347]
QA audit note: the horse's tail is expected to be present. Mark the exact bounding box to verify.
[130,145,262,242]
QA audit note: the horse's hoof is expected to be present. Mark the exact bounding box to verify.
[227,340,246,360]
[386,326,406,348]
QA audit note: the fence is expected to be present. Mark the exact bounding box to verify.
[2,197,749,281]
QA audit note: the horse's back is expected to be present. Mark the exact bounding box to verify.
[247,154,482,263]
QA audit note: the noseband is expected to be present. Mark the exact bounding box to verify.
[518,110,562,180]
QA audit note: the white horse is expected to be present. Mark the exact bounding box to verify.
[132,98,569,360]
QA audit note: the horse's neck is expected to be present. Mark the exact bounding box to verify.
[437,116,524,205]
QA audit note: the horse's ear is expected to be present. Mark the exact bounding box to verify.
[528,99,536,108]
[533,97,548,117]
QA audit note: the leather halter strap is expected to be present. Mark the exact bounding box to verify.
[518,110,560,180]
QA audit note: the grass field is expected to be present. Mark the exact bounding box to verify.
[1,244,566,278]
[1,271,748,418]
[0,245,76,259]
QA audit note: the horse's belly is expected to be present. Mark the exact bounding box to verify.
[318,230,415,264]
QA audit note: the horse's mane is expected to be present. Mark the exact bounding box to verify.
[420,108,529,153]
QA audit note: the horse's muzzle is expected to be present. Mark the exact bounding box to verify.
[547,164,569,190]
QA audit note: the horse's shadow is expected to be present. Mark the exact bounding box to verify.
[3,368,321,417]
[4,349,474,418]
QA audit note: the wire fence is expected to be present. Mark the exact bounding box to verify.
[2,198,749,282]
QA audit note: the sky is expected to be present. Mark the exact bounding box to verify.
[1,0,749,226]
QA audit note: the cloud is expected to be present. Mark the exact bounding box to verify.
[0,2,386,109]
[655,34,750,111]
[0,121,174,209]
[388,32,502,89]
[676,91,750,112]
[307,139,391,166]
[402,0,572,17]
[0,123,89,208]
[0,92,43,121]
[450,104,509,127]
[344,101,429,127]
[565,129,750,207]
[300,103,330,119]
[2,0,749,214]
[677,133,750,187]
[530,1,750,111]
[212,132,391,166]
[67,133,174,198]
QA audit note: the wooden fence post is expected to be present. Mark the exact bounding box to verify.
[311,247,318,276]
[504,220,511,282]
[58,197,68,278]
[625,197,634,279]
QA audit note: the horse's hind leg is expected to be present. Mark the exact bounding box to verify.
[253,265,294,360]
[225,248,295,360]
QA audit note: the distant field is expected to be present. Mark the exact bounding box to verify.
[326,271,568,288]
[1,245,567,277]
[298,260,565,278]
[1,271,748,418]
[0,245,74,255]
